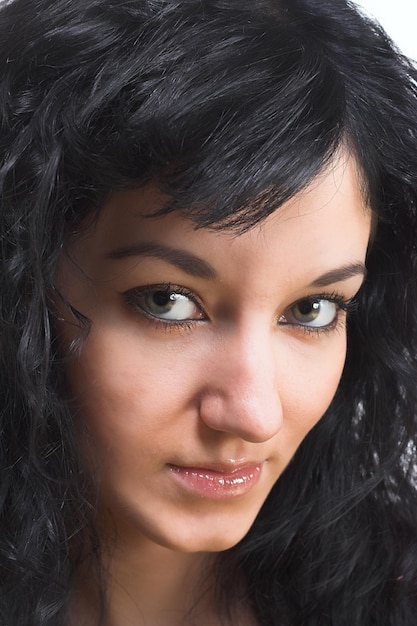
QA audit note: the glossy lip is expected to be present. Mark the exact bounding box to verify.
[167,462,263,499]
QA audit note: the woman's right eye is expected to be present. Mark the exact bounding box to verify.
[123,285,205,322]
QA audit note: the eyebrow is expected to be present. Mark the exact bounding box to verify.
[107,242,366,286]
[106,242,218,280]
[308,262,367,287]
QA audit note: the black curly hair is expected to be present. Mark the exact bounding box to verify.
[1,0,417,624]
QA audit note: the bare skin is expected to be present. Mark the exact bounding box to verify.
[57,152,371,625]
[69,548,228,626]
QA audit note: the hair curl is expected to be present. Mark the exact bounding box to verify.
[1,0,417,624]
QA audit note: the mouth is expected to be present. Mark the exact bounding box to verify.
[167,462,263,499]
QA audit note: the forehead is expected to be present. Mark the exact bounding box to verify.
[61,152,371,293]
[82,152,366,241]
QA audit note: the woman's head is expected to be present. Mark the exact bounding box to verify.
[1,0,417,623]
[54,153,371,553]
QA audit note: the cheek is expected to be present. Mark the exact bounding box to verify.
[62,327,198,447]
[280,336,347,439]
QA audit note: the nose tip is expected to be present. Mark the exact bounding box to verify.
[197,324,284,442]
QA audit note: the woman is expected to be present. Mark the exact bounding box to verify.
[0,0,417,624]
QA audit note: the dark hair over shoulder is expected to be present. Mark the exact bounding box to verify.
[0,0,417,624]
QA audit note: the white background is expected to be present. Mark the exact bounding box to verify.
[352,0,416,61]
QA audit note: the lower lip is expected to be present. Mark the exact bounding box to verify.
[168,463,262,499]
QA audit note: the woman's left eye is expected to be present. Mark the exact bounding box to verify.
[123,285,204,322]
[279,297,341,329]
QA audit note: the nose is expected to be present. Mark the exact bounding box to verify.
[198,327,283,443]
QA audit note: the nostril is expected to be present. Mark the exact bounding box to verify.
[198,391,227,429]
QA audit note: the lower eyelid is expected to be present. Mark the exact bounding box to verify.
[297,311,347,336]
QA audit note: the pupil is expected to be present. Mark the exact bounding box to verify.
[299,300,318,315]
[153,291,171,306]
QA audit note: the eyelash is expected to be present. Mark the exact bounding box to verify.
[287,291,356,337]
[122,283,357,336]
[123,283,204,332]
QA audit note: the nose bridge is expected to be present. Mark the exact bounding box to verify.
[198,323,283,443]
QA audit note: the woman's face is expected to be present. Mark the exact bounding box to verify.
[56,154,371,553]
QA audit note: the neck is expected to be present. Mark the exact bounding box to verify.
[69,538,220,626]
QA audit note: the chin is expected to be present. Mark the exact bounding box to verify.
[145,515,256,554]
